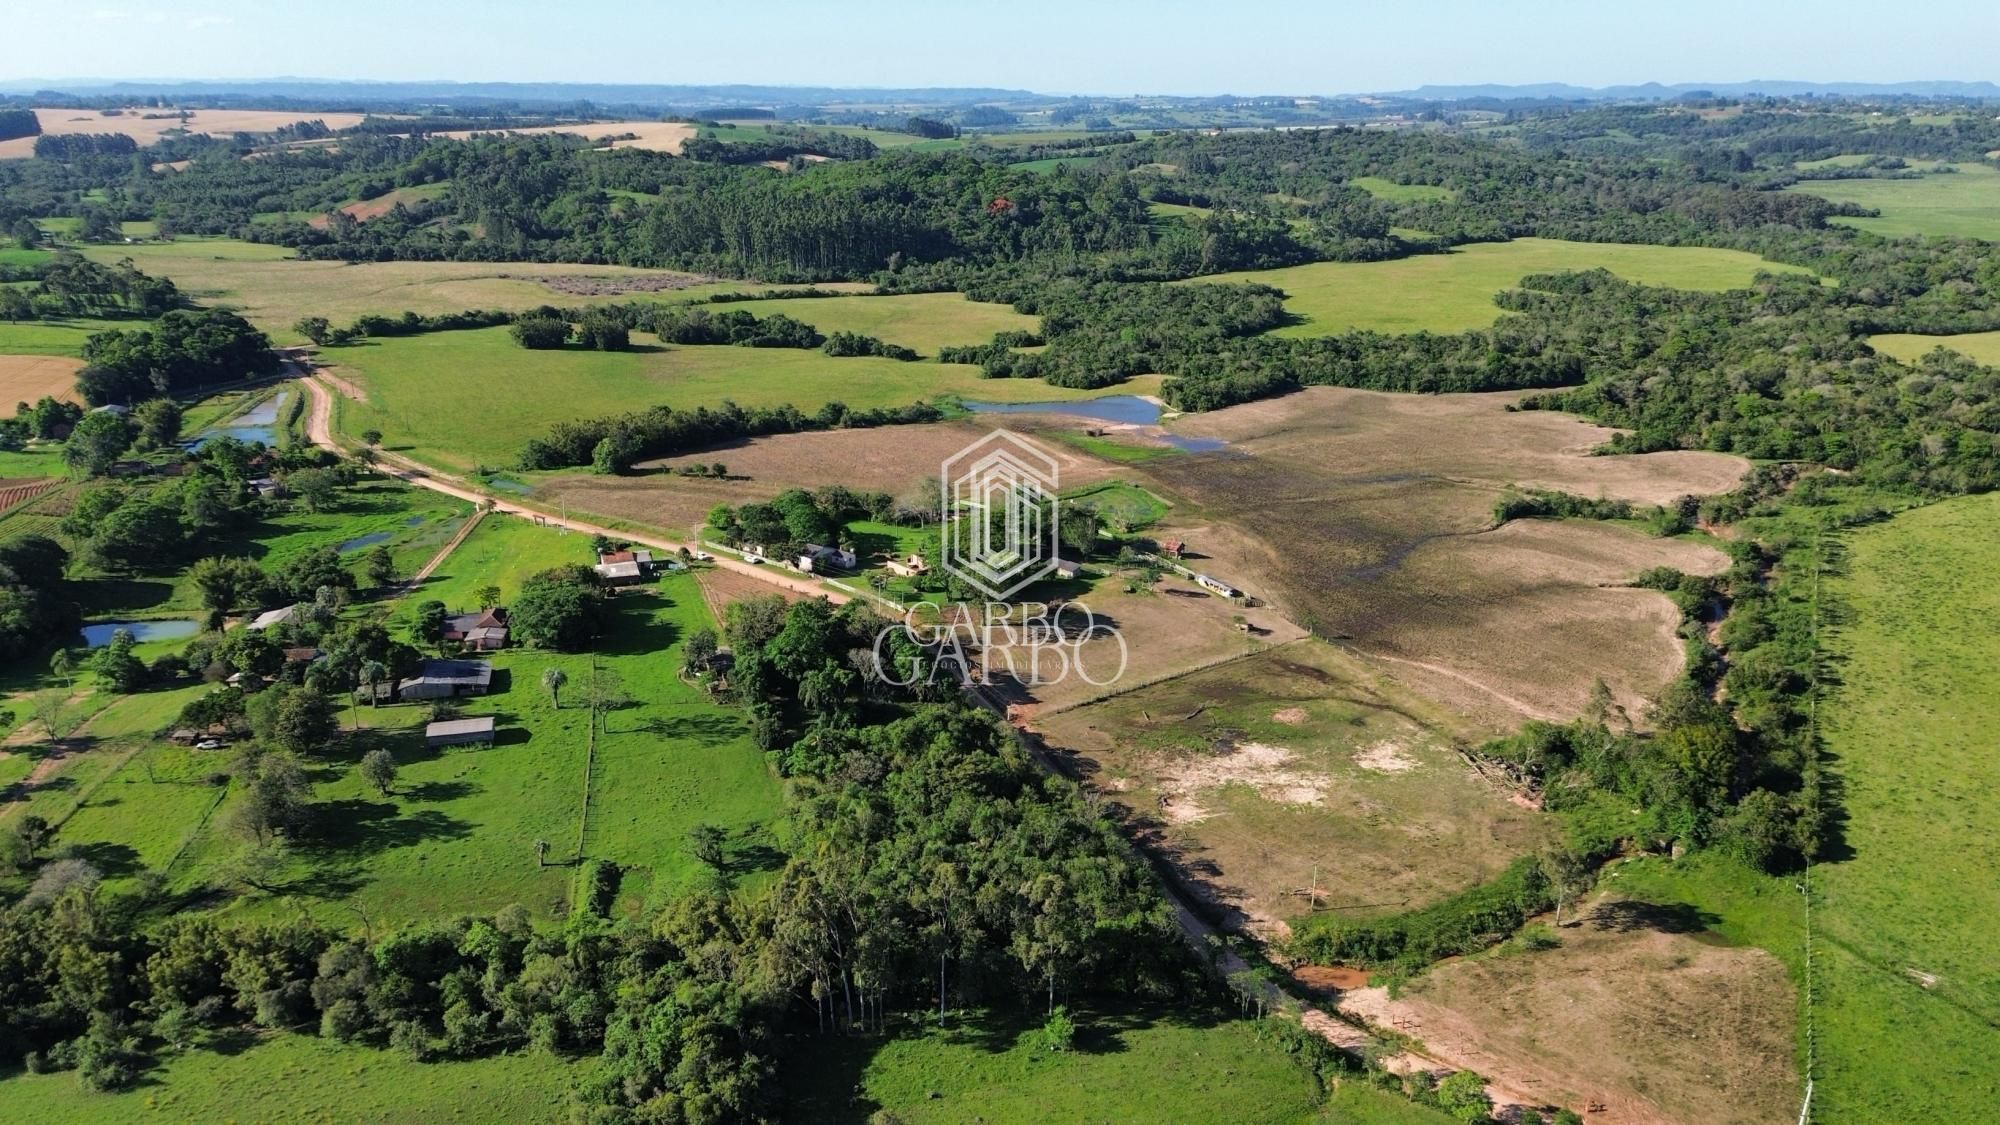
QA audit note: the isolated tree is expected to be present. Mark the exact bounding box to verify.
[683,628,718,675]
[360,428,383,447]
[1434,1070,1493,1123]
[360,748,398,795]
[359,659,389,709]
[48,648,74,688]
[31,688,78,742]
[689,823,727,871]
[1539,842,1592,927]
[1058,505,1100,558]
[132,398,183,449]
[541,665,567,709]
[294,316,332,346]
[475,584,502,610]
[414,600,448,654]
[92,628,146,692]
[224,840,291,893]
[62,410,134,476]
[286,467,340,513]
[16,813,51,862]
[189,556,264,625]
[230,750,313,843]
[710,462,727,479]
[365,545,395,588]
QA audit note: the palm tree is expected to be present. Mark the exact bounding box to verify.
[360,660,389,710]
[542,666,568,710]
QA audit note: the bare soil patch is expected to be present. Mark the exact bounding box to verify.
[693,565,808,626]
[0,355,84,405]
[543,420,1129,538]
[1033,639,1544,935]
[1129,387,1740,730]
[1339,896,1798,1125]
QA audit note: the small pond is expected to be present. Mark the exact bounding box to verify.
[338,531,393,553]
[187,391,290,449]
[962,395,1229,452]
[80,619,200,648]
[963,395,1164,425]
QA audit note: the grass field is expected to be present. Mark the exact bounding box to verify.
[700,291,1037,353]
[331,327,1126,472]
[0,1032,585,1121]
[0,318,135,357]
[1803,493,2000,1119]
[1786,163,2000,239]
[1188,238,1812,337]
[1870,329,2000,367]
[785,1005,1346,1124]
[149,545,780,929]
[1349,176,1455,203]
[76,240,805,344]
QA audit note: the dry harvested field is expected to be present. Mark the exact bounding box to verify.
[0,107,367,159]
[1034,638,1544,936]
[1126,388,1741,726]
[538,420,1130,538]
[418,121,695,153]
[1340,896,1798,1125]
[0,355,83,404]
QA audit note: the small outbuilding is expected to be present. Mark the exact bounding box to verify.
[246,604,301,631]
[425,716,496,749]
[593,559,645,585]
[397,659,494,700]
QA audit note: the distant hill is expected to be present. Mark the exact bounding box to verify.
[1388,80,2000,101]
[0,78,1040,109]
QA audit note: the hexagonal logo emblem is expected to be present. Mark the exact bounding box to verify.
[940,431,1062,600]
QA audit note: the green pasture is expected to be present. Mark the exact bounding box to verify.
[785,1004,1351,1124]
[0,318,135,357]
[1810,493,2000,1119]
[1188,237,1813,337]
[0,1031,585,1121]
[1349,176,1455,203]
[1612,493,2000,1121]
[721,291,1036,353]
[332,327,1122,472]
[1786,163,2000,240]
[1870,329,2000,367]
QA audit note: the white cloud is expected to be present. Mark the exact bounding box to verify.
[185,14,234,29]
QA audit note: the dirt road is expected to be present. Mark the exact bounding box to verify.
[296,372,840,604]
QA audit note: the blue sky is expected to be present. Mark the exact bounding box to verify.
[6,0,1996,94]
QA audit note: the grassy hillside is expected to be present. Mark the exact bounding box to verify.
[1188,238,1812,337]
[1785,164,2000,240]
[1809,493,2000,1119]
[1870,329,2000,367]
[785,1005,1390,1124]
[702,291,1037,353]
[0,1033,585,1122]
